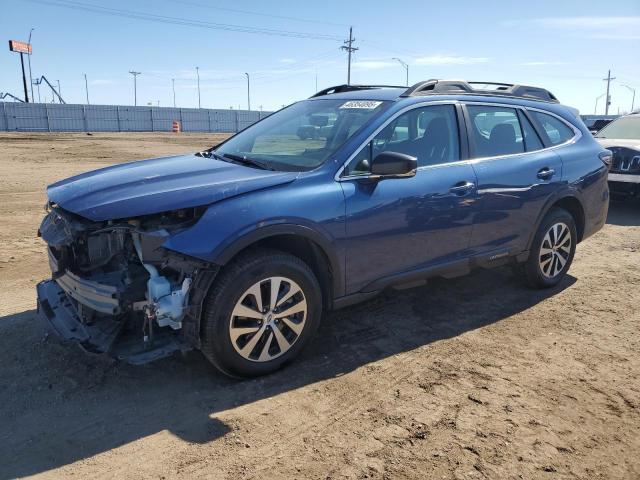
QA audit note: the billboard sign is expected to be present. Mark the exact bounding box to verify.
[9,40,32,54]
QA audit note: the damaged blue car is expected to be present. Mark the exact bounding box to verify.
[37,80,610,377]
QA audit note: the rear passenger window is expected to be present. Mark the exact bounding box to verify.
[518,111,544,152]
[530,111,575,145]
[467,106,524,157]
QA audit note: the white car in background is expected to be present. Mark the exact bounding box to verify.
[595,113,640,199]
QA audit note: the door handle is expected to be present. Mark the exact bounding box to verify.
[537,167,555,180]
[449,181,475,195]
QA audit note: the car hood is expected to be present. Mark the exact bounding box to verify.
[47,154,299,221]
[596,138,640,151]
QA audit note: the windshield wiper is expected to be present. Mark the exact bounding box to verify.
[219,153,274,170]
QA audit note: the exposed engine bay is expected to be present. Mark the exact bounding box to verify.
[36,204,217,364]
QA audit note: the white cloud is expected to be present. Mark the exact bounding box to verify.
[414,55,489,66]
[532,16,640,29]
[519,61,568,67]
[280,58,296,64]
[589,32,640,40]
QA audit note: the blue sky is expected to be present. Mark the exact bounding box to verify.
[1,0,639,113]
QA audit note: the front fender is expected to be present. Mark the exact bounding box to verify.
[162,175,346,295]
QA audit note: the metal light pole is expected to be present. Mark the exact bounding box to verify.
[196,67,201,108]
[245,72,251,111]
[56,80,61,103]
[392,57,409,86]
[603,70,616,115]
[129,71,140,106]
[84,73,89,104]
[594,93,606,115]
[27,28,34,102]
[621,84,636,112]
[172,78,176,107]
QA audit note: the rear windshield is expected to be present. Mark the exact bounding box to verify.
[595,116,640,140]
[216,99,389,171]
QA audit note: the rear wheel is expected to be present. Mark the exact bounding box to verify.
[524,207,576,289]
[200,249,322,377]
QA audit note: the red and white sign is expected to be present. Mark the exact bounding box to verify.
[8,40,32,54]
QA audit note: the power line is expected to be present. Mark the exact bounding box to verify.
[171,0,348,27]
[141,49,340,86]
[26,0,344,41]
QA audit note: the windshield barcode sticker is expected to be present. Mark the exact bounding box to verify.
[340,101,382,110]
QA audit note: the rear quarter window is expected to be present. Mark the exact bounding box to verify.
[530,111,575,146]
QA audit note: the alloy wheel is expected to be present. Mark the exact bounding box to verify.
[539,222,572,278]
[229,276,307,362]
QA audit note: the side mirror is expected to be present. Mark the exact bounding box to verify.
[370,151,417,179]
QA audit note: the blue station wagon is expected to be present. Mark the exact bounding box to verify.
[37,80,610,377]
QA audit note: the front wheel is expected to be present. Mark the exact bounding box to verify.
[200,249,322,377]
[524,207,577,289]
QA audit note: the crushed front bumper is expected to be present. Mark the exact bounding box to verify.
[36,279,191,364]
[36,279,124,352]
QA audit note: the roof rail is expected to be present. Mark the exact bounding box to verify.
[401,79,559,103]
[310,84,404,98]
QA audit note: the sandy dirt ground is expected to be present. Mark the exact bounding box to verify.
[0,132,638,480]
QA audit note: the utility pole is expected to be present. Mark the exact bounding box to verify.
[129,71,140,106]
[392,57,409,86]
[56,80,61,103]
[196,66,201,108]
[603,70,615,115]
[84,73,89,104]
[340,26,358,85]
[27,28,34,102]
[621,84,636,112]
[245,72,251,111]
[172,78,176,107]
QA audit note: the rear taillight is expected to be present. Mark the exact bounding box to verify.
[599,151,613,168]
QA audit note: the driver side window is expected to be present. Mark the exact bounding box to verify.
[343,104,460,176]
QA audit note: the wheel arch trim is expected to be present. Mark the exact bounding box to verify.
[211,223,344,298]
[526,191,585,251]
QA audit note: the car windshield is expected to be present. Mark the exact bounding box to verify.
[595,116,640,140]
[215,99,390,171]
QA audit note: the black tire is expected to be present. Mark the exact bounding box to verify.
[524,207,577,289]
[200,249,322,378]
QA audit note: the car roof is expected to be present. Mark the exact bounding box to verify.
[308,80,560,106]
[306,81,577,121]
